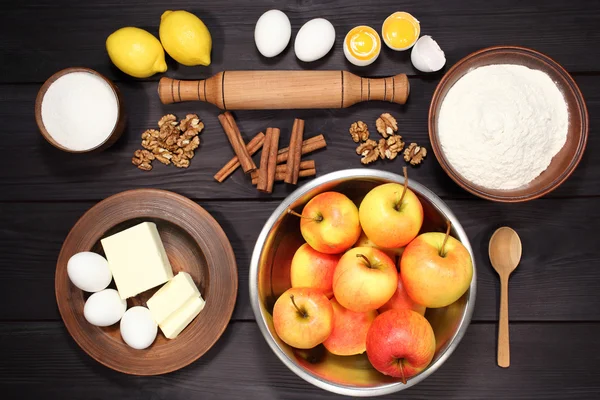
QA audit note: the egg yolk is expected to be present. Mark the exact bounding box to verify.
[383,12,420,49]
[346,26,380,60]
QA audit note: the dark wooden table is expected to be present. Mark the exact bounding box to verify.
[1,0,599,398]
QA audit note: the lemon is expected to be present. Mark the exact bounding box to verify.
[106,27,167,78]
[159,10,212,66]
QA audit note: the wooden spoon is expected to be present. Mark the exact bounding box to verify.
[489,227,522,368]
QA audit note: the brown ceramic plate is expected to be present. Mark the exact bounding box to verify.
[429,46,588,202]
[55,189,237,375]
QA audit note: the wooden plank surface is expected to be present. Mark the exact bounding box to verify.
[2,197,599,322]
[1,321,599,399]
[2,0,600,397]
[0,74,597,201]
[0,0,599,83]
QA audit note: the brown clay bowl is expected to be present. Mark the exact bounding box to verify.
[35,67,126,153]
[55,189,237,375]
[429,46,588,202]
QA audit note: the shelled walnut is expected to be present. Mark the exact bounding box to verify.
[376,113,398,138]
[131,149,155,171]
[133,114,204,171]
[378,135,405,160]
[349,121,370,142]
[356,139,379,164]
[404,143,427,165]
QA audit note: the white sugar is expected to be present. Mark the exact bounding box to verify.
[41,72,119,151]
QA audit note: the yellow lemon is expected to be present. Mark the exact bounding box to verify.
[106,27,167,78]
[159,10,212,66]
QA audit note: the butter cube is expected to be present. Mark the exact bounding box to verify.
[160,296,205,339]
[147,272,200,324]
[101,222,173,299]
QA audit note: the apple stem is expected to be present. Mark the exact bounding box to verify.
[290,294,308,318]
[399,359,407,385]
[356,253,372,268]
[439,220,452,257]
[395,167,409,211]
[287,209,323,222]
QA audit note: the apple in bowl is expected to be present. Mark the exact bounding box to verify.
[273,287,333,349]
[333,247,397,312]
[401,225,473,308]
[289,191,361,255]
[290,243,340,298]
[366,309,436,382]
[359,181,423,249]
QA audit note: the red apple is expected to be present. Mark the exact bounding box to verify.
[273,287,333,349]
[401,229,473,308]
[333,247,397,312]
[359,180,423,249]
[366,309,435,382]
[291,243,340,298]
[291,191,361,254]
[379,273,426,315]
[323,298,377,356]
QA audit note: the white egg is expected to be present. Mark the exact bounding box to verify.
[294,18,336,62]
[83,289,126,327]
[120,306,157,350]
[67,251,112,292]
[411,35,446,73]
[254,9,291,58]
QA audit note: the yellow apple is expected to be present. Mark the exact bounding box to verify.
[290,243,341,298]
[353,230,404,260]
[273,287,333,349]
[293,192,361,254]
[401,232,473,308]
[359,183,423,248]
[333,247,397,312]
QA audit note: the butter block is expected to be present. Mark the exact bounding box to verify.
[101,222,173,299]
[160,295,205,339]
[147,272,200,325]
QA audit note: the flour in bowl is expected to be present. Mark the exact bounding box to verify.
[438,64,568,190]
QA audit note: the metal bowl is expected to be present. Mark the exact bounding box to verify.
[250,169,476,396]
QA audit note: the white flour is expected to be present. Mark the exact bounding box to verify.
[41,72,118,151]
[438,64,568,190]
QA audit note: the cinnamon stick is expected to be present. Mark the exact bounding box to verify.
[276,134,326,164]
[257,128,280,193]
[251,160,315,180]
[218,111,256,173]
[252,168,316,185]
[285,119,304,184]
[214,132,265,182]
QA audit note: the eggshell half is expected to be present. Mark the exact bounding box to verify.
[411,35,446,72]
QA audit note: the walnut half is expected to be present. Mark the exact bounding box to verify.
[356,139,379,164]
[349,121,370,143]
[404,143,427,165]
[376,113,398,138]
[378,135,405,160]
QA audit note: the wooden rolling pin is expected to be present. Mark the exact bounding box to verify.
[158,70,409,110]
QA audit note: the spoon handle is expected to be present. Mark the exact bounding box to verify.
[498,274,510,367]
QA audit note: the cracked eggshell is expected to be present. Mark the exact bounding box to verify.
[294,18,336,62]
[254,9,291,58]
[411,35,446,73]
